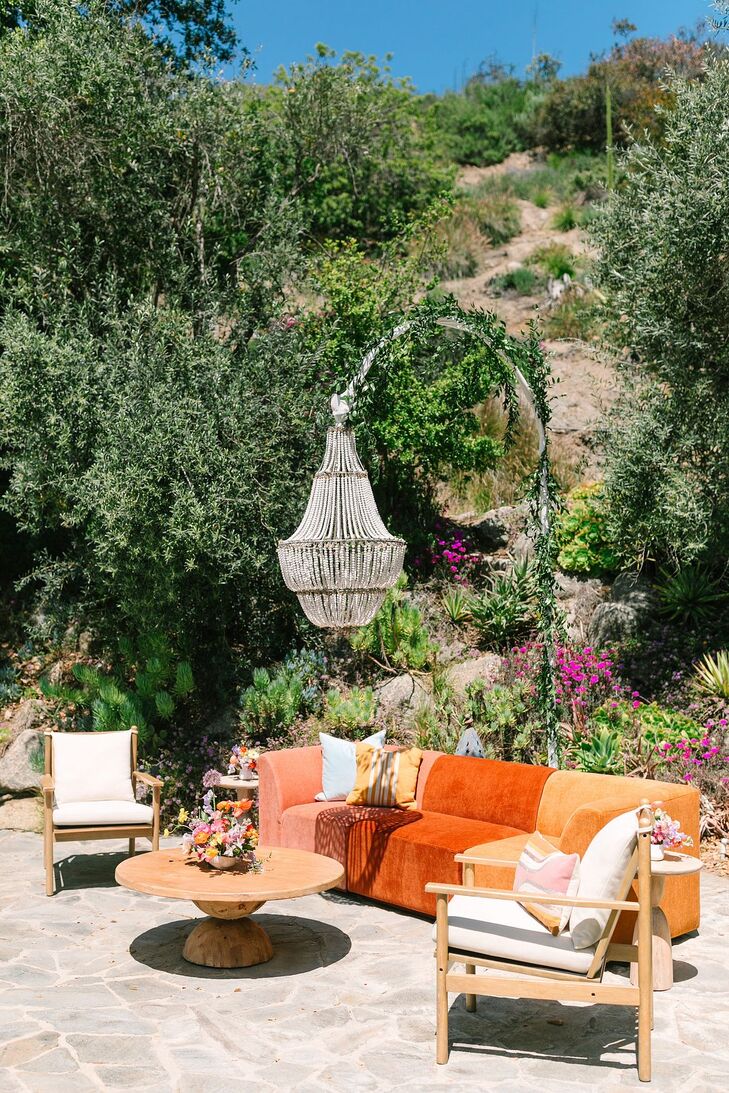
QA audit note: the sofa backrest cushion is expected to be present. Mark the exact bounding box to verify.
[420,755,555,831]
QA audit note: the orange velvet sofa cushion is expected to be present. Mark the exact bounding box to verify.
[421,754,554,831]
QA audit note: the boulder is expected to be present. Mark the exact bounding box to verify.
[0,796,42,833]
[588,571,657,648]
[447,654,501,697]
[469,503,528,553]
[556,574,608,642]
[375,674,430,719]
[0,729,42,795]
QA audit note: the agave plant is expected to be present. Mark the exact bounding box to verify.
[573,727,623,774]
[441,587,471,625]
[467,557,538,648]
[694,650,729,700]
[656,565,727,628]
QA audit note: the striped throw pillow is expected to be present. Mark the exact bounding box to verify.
[346,744,422,810]
[514,833,580,935]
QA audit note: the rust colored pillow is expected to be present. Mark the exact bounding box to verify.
[346,744,423,810]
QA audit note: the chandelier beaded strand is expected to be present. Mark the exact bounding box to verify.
[276,425,406,628]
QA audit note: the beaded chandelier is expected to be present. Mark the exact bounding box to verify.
[277,425,406,628]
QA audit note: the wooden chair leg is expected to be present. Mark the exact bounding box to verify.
[44,812,54,897]
[637,822,653,1082]
[152,785,160,851]
[128,838,136,856]
[435,893,450,1064]
[462,861,476,1011]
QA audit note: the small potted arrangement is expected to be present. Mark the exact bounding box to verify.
[651,805,694,861]
[175,787,262,872]
[227,743,260,782]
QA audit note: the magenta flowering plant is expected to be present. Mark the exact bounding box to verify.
[414,523,483,584]
[655,729,729,787]
[650,806,693,849]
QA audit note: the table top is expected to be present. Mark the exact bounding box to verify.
[651,850,703,877]
[115,846,344,903]
[218,775,259,789]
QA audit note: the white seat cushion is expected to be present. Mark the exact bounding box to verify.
[436,894,595,975]
[52,730,135,806]
[569,809,638,949]
[53,801,153,827]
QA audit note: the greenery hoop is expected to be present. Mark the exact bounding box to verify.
[335,296,562,767]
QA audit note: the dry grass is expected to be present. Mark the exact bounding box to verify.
[439,397,585,515]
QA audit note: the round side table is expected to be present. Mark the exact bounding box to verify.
[217,774,259,803]
[630,850,702,991]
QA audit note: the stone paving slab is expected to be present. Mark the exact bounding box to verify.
[0,830,727,1091]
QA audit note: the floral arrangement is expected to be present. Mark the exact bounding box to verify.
[227,743,260,777]
[177,784,261,869]
[650,806,693,850]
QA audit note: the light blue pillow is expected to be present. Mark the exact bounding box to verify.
[317,729,386,801]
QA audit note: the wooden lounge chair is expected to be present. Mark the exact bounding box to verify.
[426,803,654,1081]
[42,726,162,895]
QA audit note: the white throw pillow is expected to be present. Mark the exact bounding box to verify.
[316,729,386,801]
[52,730,135,806]
[569,809,638,949]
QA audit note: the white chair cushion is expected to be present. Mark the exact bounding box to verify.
[53,801,153,827]
[569,809,638,950]
[435,894,595,974]
[52,730,135,806]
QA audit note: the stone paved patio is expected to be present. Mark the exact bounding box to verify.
[1,831,728,1092]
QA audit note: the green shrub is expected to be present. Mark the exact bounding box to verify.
[656,567,727,629]
[532,189,552,209]
[529,243,576,279]
[432,71,539,166]
[556,483,619,576]
[40,633,194,746]
[490,267,541,296]
[351,576,438,671]
[468,558,538,648]
[239,651,327,742]
[551,204,579,231]
[323,687,377,735]
[464,679,541,762]
[531,34,710,153]
[0,663,22,706]
[465,194,521,245]
[594,62,729,567]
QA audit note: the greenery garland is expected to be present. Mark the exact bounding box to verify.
[347,295,563,766]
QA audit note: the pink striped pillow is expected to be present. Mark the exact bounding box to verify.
[514,833,580,935]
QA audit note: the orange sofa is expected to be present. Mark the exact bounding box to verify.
[258,747,700,942]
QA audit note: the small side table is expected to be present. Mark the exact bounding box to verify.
[630,850,702,991]
[217,775,259,803]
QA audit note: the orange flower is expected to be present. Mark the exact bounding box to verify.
[193,830,209,845]
[233,800,253,815]
[218,800,233,813]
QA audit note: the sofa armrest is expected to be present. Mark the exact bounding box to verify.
[134,770,163,790]
[258,746,323,846]
[455,852,519,868]
[40,774,54,800]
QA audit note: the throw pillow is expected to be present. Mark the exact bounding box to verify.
[513,833,580,935]
[569,809,638,949]
[346,744,423,810]
[316,729,386,801]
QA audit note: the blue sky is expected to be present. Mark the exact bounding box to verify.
[231,1,712,91]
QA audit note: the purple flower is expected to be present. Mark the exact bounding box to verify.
[203,768,222,789]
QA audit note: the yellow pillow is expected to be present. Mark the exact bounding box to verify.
[346,744,423,810]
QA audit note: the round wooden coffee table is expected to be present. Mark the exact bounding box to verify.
[629,849,703,991]
[115,846,344,969]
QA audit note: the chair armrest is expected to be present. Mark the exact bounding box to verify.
[134,770,163,789]
[425,881,638,912]
[455,853,519,868]
[40,774,54,799]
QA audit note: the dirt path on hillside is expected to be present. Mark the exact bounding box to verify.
[444,156,617,458]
